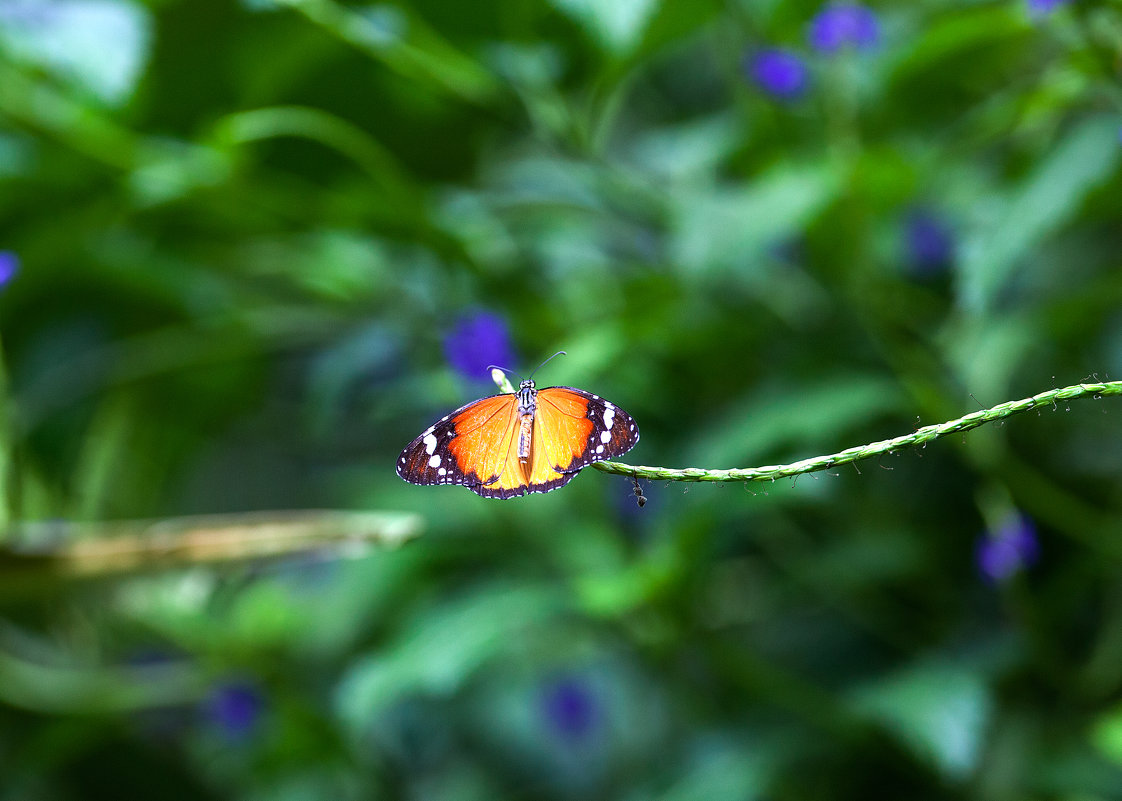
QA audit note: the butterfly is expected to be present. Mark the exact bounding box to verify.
[396,372,639,499]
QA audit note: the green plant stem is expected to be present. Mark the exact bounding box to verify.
[589,380,1121,483]
[211,106,416,196]
[491,368,516,394]
[490,370,1120,484]
[273,0,500,105]
[0,510,422,587]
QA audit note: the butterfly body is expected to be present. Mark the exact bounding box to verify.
[397,379,639,499]
[515,381,536,462]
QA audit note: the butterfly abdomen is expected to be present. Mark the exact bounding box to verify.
[518,414,534,461]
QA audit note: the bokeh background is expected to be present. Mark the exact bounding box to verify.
[2,0,1122,798]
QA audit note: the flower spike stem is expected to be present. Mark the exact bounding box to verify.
[587,380,1122,484]
[492,368,516,394]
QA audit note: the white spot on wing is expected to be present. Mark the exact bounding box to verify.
[596,444,604,454]
[428,454,441,468]
[438,467,446,476]
[600,430,611,443]
[602,405,615,430]
[424,433,438,455]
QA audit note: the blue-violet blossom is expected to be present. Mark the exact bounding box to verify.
[1027,0,1070,15]
[976,513,1039,583]
[808,4,880,53]
[746,48,809,100]
[205,680,265,738]
[540,675,600,741]
[443,310,517,382]
[0,251,18,289]
[903,209,955,275]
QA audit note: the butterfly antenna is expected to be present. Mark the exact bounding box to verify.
[528,350,567,380]
[485,363,515,376]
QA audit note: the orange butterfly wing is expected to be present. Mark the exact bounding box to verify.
[520,394,593,494]
[534,385,641,473]
[397,393,519,495]
[525,386,640,491]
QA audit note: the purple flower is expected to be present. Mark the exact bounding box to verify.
[205,680,264,738]
[1027,0,1070,15]
[540,675,599,741]
[0,251,18,289]
[903,208,955,275]
[976,513,1039,584]
[808,4,880,53]
[746,48,809,100]
[443,310,517,382]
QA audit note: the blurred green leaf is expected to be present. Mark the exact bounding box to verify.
[0,131,35,177]
[0,636,203,713]
[0,0,152,105]
[887,5,1022,82]
[128,140,232,207]
[548,0,659,54]
[689,373,905,467]
[269,0,501,104]
[658,737,775,801]
[671,162,841,274]
[335,586,561,728]
[631,113,745,182]
[1093,704,1122,767]
[959,114,1122,312]
[211,106,414,198]
[0,332,9,534]
[942,309,1039,401]
[850,662,992,780]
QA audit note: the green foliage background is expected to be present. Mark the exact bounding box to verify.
[2,0,1122,798]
